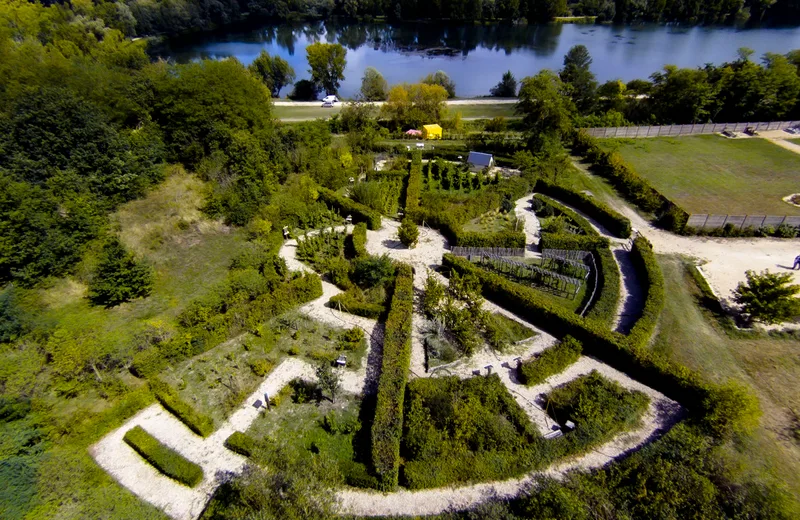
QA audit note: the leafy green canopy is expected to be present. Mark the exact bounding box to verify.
[733,269,800,324]
[88,238,154,307]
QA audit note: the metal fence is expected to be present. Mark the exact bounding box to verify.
[451,246,525,257]
[583,120,800,138]
[686,214,800,230]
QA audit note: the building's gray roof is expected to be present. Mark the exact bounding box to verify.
[467,151,493,167]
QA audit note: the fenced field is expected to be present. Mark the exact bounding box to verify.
[601,135,800,216]
[585,120,800,138]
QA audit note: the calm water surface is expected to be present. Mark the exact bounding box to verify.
[154,21,800,97]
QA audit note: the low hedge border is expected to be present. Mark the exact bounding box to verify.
[224,431,256,457]
[626,236,665,349]
[123,425,204,487]
[319,187,382,230]
[371,263,414,490]
[584,246,621,326]
[149,380,215,437]
[329,291,385,319]
[570,130,689,233]
[519,336,582,386]
[535,180,632,238]
[350,222,368,258]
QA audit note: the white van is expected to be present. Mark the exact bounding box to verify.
[322,95,339,104]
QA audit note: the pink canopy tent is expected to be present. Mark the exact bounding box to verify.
[405,129,422,137]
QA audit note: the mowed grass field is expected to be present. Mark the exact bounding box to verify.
[653,256,800,507]
[273,102,518,121]
[602,136,800,215]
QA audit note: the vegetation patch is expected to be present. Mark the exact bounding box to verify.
[224,431,257,457]
[519,336,582,386]
[149,379,215,437]
[123,425,204,487]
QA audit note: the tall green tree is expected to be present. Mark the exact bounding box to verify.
[381,83,449,128]
[360,67,388,100]
[315,361,342,403]
[560,45,598,113]
[248,51,296,97]
[490,70,518,97]
[648,65,713,124]
[733,269,800,324]
[306,42,347,95]
[88,237,154,307]
[421,70,456,98]
[516,70,575,148]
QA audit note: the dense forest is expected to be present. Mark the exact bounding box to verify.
[46,0,800,39]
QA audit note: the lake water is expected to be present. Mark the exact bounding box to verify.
[153,21,800,98]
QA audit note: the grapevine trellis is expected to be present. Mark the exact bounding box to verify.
[479,254,586,299]
[542,249,592,263]
[541,249,592,279]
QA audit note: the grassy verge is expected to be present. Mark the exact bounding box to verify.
[601,136,800,215]
[653,254,800,501]
[123,425,203,487]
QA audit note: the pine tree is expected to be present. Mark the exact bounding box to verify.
[88,238,154,307]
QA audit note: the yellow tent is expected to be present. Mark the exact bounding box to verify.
[422,124,443,140]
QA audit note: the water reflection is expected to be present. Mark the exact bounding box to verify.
[153,21,800,97]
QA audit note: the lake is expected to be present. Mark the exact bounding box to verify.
[153,21,800,98]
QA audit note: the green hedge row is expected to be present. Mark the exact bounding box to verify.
[454,229,526,248]
[539,233,610,251]
[318,187,382,230]
[224,431,256,457]
[570,130,689,232]
[584,246,621,326]
[534,194,599,237]
[371,263,414,490]
[351,222,368,258]
[405,154,423,218]
[329,291,385,319]
[626,236,665,349]
[535,180,632,238]
[123,426,204,487]
[149,379,215,437]
[519,336,583,386]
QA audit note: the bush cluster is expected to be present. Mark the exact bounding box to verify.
[224,431,257,457]
[329,291,385,318]
[570,130,689,232]
[371,263,414,490]
[149,379,215,437]
[350,179,403,216]
[519,336,582,386]
[441,254,759,437]
[535,180,631,238]
[318,187,382,230]
[123,426,204,487]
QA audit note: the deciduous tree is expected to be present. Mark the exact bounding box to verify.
[360,67,388,100]
[421,70,456,98]
[249,51,296,97]
[306,42,347,95]
[315,361,342,403]
[733,269,800,324]
[516,70,575,149]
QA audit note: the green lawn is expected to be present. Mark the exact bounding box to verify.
[652,255,800,503]
[602,136,800,215]
[273,102,517,121]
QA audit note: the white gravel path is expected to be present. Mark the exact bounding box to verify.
[90,358,313,520]
[514,195,541,257]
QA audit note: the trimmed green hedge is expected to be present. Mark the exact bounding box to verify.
[149,380,215,437]
[351,222,368,258]
[124,426,204,487]
[519,336,582,386]
[318,187,382,230]
[224,431,256,457]
[539,233,610,251]
[584,246,621,326]
[570,130,689,233]
[329,291,385,319]
[535,180,632,238]
[626,236,665,349]
[405,154,423,218]
[371,263,414,490]
[454,229,526,248]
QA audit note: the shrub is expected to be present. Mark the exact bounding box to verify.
[329,291,385,319]
[249,358,274,377]
[371,263,414,490]
[349,222,368,258]
[351,254,395,288]
[88,238,153,307]
[224,431,257,457]
[535,180,631,238]
[398,219,419,248]
[322,409,361,434]
[149,380,215,437]
[350,179,403,216]
[318,187,382,230]
[123,426,204,487]
[519,336,582,385]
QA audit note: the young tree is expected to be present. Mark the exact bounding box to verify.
[398,219,419,248]
[306,42,347,95]
[648,65,713,124]
[315,361,342,403]
[88,237,154,307]
[360,67,388,100]
[490,70,518,97]
[248,51,296,97]
[516,70,575,149]
[421,70,456,98]
[560,45,598,113]
[421,274,445,317]
[733,269,800,324]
